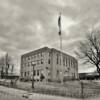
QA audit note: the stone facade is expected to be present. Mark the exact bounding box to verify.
[20,47,78,82]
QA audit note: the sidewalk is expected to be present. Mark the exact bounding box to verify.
[0,86,27,100]
[1,79,100,100]
[0,85,79,100]
[1,85,100,100]
[0,95,27,100]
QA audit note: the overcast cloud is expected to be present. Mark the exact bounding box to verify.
[0,0,100,74]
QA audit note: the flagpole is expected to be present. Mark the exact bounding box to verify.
[60,28,63,84]
[58,12,63,84]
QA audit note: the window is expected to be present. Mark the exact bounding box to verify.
[34,55,36,59]
[28,56,30,60]
[70,59,72,67]
[66,58,67,66]
[24,72,26,76]
[60,57,61,65]
[26,63,28,67]
[57,54,59,64]
[28,62,30,67]
[41,52,44,57]
[69,59,71,67]
[24,63,26,67]
[39,53,41,57]
[27,71,30,76]
[41,52,43,57]
[68,58,70,67]
[37,70,39,76]
[37,54,39,58]
[29,62,31,67]
[37,60,39,65]
[22,58,24,61]
[63,57,65,66]
[68,67,70,71]
[57,70,59,76]
[71,60,73,67]
[37,60,40,65]
[31,56,34,60]
[41,59,43,64]
[48,59,50,64]
[49,52,50,56]
[21,72,23,77]
[26,57,28,61]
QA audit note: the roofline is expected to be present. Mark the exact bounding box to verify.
[51,48,77,61]
[21,47,77,61]
[21,47,50,57]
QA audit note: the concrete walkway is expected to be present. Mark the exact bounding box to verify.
[0,85,79,100]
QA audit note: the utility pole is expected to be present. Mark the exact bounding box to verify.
[31,62,36,88]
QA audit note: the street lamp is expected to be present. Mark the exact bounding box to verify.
[31,62,36,88]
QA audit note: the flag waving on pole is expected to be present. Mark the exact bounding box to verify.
[58,13,61,35]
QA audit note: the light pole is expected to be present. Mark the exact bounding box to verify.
[31,62,36,89]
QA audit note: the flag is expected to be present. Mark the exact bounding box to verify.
[58,13,61,35]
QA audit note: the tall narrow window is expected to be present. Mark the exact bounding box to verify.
[34,55,36,59]
[41,52,44,57]
[60,57,61,65]
[28,62,30,67]
[28,71,30,76]
[57,54,59,64]
[63,57,65,66]
[48,59,50,64]
[28,56,30,60]
[57,70,59,76]
[41,52,43,57]
[41,59,43,64]
[37,60,39,65]
[37,70,39,76]
[49,52,50,56]
[21,72,23,77]
[24,72,26,76]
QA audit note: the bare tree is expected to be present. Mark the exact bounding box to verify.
[5,53,11,75]
[76,30,100,75]
[0,56,5,78]
[0,53,13,78]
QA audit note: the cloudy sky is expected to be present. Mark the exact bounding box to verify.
[0,0,100,74]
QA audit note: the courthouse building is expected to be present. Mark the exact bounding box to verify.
[20,47,78,82]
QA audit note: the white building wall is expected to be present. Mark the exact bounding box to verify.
[20,47,78,82]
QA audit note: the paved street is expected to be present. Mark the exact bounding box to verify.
[0,85,100,100]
